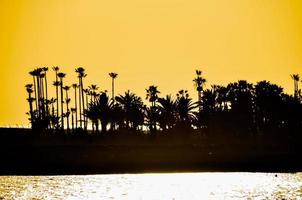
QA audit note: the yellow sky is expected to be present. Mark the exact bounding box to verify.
[0,0,302,126]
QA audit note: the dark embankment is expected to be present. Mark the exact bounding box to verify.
[0,128,301,175]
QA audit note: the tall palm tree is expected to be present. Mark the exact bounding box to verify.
[29,70,38,111]
[63,85,71,131]
[42,67,49,113]
[193,70,206,111]
[291,74,300,98]
[146,85,160,107]
[72,83,78,129]
[53,81,61,128]
[25,84,35,128]
[75,67,87,129]
[57,72,66,130]
[52,66,60,123]
[35,68,42,118]
[109,72,118,102]
[146,85,160,132]
[39,72,46,118]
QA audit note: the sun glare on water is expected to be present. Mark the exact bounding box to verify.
[0,172,302,199]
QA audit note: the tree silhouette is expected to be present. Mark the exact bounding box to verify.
[57,72,66,130]
[109,72,118,102]
[25,84,35,128]
[63,85,71,131]
[175,90,196,129]
[72,83,78,129]
[52,66,60,127]
[158,95,177,130]
[193,70,206,112]
[291,74,300,99]
[146,85,160,132]
[116,90,144,130]
[75,67,87,130]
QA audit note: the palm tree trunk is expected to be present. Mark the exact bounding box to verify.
[74,87,77,129]
[32,76,37,111]
[28,93,34,128]
[36,76,41,118]
[79,78,82,129]
[71,112,74,131]
[66,90,70,131]
[44,73,48,116]
[60,80,64,130]
[81,78,86,130]
[40,76,45,118]
[55,73,59,128]
[112,78,114,101]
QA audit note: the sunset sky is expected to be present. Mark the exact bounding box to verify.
[0,0,301,126]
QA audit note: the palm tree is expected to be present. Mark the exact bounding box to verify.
[48,97,57,129]
[146,85,160,132]
[291,74,300,98]
[53,81,61,128]
[35,68,42,118]
[29,70,38,111]
[63,85,71,131]
[109,72,118,101]
[52,66,60,123]
[42,67,49,114]
[146,85,160,107]
[96,92,113,133]
[75,67,87,129]
[25,84,35,128]
[116,90,145,130]
[193,70,206,112]
[39,71,46,118]
[88,84,99,103]
[158,95,177,130]
[57,72,66,130]
[175,90,196,128]
[72,83,78,129]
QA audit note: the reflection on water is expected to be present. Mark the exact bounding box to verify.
[0,173,302,199]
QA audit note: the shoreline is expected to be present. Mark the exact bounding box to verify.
[0,128,301,175]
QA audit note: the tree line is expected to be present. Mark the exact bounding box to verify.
[25,68,302,138]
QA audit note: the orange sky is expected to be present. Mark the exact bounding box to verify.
[0,0,302,126]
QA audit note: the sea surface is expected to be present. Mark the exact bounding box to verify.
[0,172,302,199]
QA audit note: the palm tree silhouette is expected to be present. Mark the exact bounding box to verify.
[25,84,35,128]
[109,72,118,102]
[158,95,177,130]
[63,85,71,131]
[291,74,300,98]
[57,72,66,130]
[175,90,196,128]
[29,70,38,111]
[116,90,144,129]
[96,92,112,133]
[146,85,160,132]
[53,81,61,128]
[88,84,99,103]
[72,83,78,129]
[42,67,49,114]
[52,66,60,124]
[75,67,87,130]
[193,70,206,112]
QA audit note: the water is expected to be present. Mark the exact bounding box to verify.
[0,173,302,199]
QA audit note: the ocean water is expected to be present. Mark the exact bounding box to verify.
[0,172,302,199]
